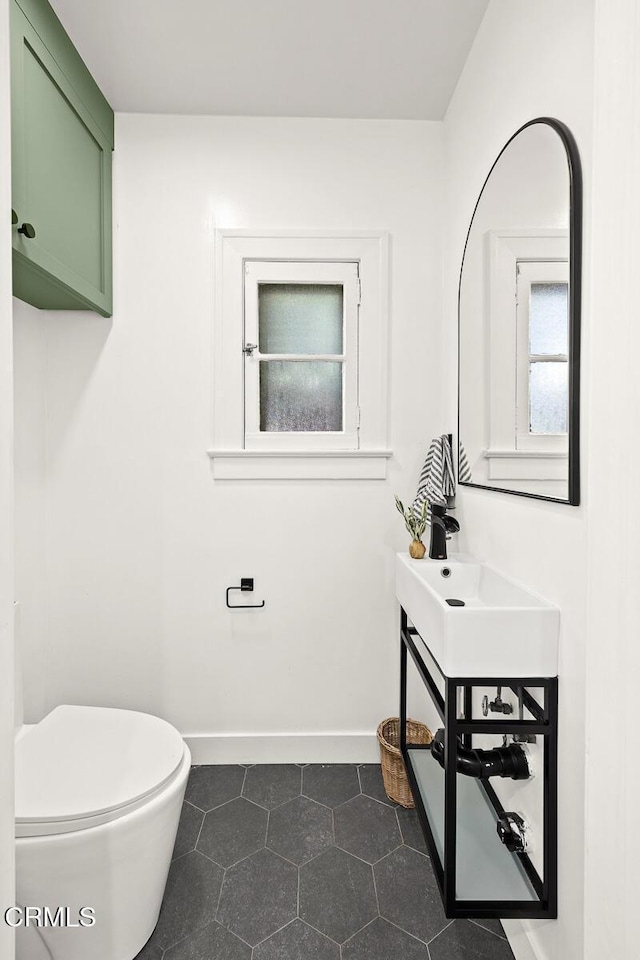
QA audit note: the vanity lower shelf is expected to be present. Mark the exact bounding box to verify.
[399,609,558,919]
[408,746,538,903]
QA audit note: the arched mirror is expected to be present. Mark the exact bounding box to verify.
[458,118,582,504]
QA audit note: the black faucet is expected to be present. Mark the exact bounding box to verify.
[429,503,460,560]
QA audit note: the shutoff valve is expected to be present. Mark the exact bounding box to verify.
[496,812,529,853]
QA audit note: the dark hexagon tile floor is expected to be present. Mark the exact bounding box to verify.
[137,764,514,959]
[133,940,164,960]
[253,919,340,960]
[358,764,398,807]
[149,850,224,952]
[470,918,509,941]
[429,920,515,960]
[218,848,298,946]
[333,793,401,863]
[342,917,429,960]
[185,765,246,811]
[396,806,429,855]
[299,846,377,943]
[302,764,361,807]
[375,845,448,944]
[243,763,302,809]
[197,797,267,867]
[164,920,251,960]
[267,795,333,864]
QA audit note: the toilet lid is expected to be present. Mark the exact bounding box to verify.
[15,705,186,826]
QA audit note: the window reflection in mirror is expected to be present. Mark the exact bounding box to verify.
[458,119,581,504]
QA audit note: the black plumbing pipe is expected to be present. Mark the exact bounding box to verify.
[431,728,530,780]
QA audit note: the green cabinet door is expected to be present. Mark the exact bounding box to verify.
[11,0,114,317]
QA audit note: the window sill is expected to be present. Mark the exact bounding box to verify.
[483,449,567,482]
[483,449,568,459]
[207,449,393,480]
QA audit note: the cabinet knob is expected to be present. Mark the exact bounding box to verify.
[11,209,18,225]
[18,222,36,239]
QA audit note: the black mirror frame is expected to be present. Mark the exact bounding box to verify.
[457,117,582,506]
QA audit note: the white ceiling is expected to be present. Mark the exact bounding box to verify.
[48,0,488,120]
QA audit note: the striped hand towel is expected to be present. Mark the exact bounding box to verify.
[411,434,456,520]
[458,443,472,483]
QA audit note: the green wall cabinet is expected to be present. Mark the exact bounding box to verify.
[10,0,114,317]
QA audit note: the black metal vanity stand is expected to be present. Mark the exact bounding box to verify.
[399,609,558,919]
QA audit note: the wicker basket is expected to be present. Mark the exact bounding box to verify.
[377,717,432,808]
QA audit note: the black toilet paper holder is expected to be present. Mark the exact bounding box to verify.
[226,578,265,609]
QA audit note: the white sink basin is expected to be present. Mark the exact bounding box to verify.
[395,553,559,677]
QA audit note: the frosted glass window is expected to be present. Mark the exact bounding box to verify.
[530,362,568,434]
[258,284,344,355]
[529,283,568,355]
[260,361,343,432]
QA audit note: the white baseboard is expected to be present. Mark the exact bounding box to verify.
[501,920,541,960]
[184,731,381,765]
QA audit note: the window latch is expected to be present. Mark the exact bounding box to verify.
[243,343,257,356]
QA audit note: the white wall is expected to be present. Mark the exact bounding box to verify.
[0,0,15,953]
[443,2,594,960]
[583,1,640,957]
[14,116,445,761]
[13,300,47,727]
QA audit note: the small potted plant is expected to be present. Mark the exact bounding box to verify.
[395,496,428,559]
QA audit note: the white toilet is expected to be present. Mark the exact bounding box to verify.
[14,703,191,960]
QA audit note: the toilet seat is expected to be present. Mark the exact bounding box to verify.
[16,704,186,838]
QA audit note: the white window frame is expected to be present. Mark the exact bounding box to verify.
[243,260,359,451]
[209,230,391,480]
[484,230,569,482]
[515,260,569,453]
